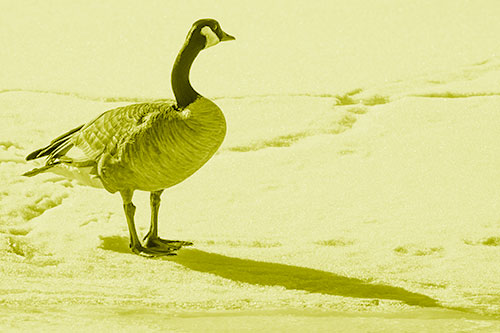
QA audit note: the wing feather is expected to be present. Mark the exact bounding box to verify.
[71,102,175,161]
[25,124,84,160]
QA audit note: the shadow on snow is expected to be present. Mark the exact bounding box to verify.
[168,249,439,308]
[99,236,439,308]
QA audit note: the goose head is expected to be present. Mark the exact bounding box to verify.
[186,18,235,50]
[171,19,234,108]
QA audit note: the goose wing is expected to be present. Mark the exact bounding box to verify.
[25,101,175,166]
[72,102,174,162]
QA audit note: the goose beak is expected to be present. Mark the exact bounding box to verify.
[220,31,235,42]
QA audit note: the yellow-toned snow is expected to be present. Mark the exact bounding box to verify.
[1,59,500,331]
[2,1,500,331]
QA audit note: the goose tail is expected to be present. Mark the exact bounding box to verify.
[22,163,60,177]
[24,124,84,177]
[25,124,84,161]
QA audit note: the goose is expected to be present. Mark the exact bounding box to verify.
[23,18,235,256]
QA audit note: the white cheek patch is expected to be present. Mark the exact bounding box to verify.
[200,26,220,49]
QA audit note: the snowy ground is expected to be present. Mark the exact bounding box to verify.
[1,56,500,331]
[2,0,500,330]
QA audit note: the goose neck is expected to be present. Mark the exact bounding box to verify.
[171,40,203,109]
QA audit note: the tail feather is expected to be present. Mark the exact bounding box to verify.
[25,124,84,161]
[49,124,85,144]
[25,148,46,161]
[22,163,60,177]
[25,140,68,161]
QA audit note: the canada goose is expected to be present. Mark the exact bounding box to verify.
[23,18,235,256]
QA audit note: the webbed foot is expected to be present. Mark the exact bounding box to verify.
[130,243,178,257]
[144,236,193,252]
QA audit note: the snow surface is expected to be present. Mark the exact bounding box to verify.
[2,1,500,331]
[1,57,500,331]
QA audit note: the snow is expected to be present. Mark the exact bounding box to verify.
[2,1,500,331]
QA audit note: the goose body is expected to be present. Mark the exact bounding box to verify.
[24,19,235,256]
[63,97,225,193]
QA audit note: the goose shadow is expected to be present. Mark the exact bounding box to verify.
[169,248,439,308]
[99,237,439,307]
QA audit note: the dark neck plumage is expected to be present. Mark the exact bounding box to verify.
[171,38,203,109]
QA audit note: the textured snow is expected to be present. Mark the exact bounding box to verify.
[1,58,500,330]
[2,1,500,331]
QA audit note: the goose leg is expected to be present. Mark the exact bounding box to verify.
[120,190,173,257]
[144,189,163,241]
[143,190,193,252]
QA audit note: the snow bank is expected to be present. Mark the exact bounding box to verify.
[1,58,500,330]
